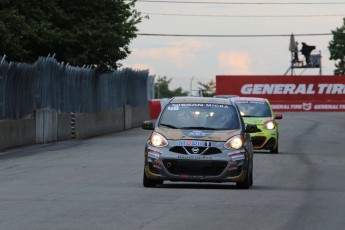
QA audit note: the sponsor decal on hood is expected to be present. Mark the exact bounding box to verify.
[242,117,271,125]
[181,130,214,138]
[155,127,240,142]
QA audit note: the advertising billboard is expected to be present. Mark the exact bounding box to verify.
[216,75,345,112]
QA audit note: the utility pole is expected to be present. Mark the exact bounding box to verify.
[189,76,194,96]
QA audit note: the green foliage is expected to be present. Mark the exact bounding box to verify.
[198,79,216,97]
[154,76,188,99]
[328,18,345,75]
[0,0,144,72]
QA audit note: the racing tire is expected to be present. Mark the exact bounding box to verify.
[249,170,253,187]
[143,171,163,188]
[270,143,279,154]
[236,169,251,189]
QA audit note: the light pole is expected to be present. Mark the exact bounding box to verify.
[189,76,194,96]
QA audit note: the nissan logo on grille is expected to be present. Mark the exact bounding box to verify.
[191,147,200,154]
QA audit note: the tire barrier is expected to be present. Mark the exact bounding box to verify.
[71,113,76,139]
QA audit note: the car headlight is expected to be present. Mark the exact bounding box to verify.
[224,135,244,149]
[149,132,168,147]
[264,120,275,130]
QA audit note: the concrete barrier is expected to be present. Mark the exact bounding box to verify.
[131,105,150,127]
[0,119,36,150]
[0,105,150,150]
[124,105,132,130]
[58,113,72,141]
[74,109,124,139]
[35,109,58,144]
[74,105,150,139]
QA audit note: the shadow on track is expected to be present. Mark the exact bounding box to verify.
[156,183,240,190]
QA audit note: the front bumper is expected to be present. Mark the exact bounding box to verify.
[251,129,278,150]
[144,141,251,183]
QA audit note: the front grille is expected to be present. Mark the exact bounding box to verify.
[148,162,160,174]
[170,146,187,154]
[228,165,243,177]
[202,147,222,155]
[263,137,276,148]
[163,159,227,176]
[169,146,222,155]
[251,136,266,147]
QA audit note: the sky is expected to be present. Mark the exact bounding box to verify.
[121,0,345,92]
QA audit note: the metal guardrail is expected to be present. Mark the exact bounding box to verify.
[0,55,154,119]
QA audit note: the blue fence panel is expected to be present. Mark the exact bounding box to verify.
[0,55,154,119]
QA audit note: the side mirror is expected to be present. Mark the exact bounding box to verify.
[245,124,260,133]
[142,120,155,130]
[275,114,283,120]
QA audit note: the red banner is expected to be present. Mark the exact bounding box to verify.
[216,75,345,112]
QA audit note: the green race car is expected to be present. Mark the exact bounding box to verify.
[232,97,283,153]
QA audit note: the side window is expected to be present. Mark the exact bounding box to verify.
[262,103,272,117]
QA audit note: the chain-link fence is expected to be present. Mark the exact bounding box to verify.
[0,55,154,119]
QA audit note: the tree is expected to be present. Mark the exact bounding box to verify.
[155,76,188,99]
[328,18,345,75]
[0,0,144,72]
[198,79,216,97]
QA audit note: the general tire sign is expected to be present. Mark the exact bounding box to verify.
[216,75,345,112]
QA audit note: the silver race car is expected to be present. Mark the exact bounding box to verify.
[142,97,259,189]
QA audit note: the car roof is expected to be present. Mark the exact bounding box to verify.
[169,96,233,105]
[214,95,239,98]
[231,97,269,103]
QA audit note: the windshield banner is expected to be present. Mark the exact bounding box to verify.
[216,75,345,112]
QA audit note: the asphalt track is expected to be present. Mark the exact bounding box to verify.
[0,112,345,230]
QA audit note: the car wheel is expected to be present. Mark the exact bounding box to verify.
[143,171,163,188]
[270,142,279,154]
[236,169,251,189]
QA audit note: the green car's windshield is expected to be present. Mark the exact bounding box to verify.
[235,101,272,117]
[158,103,240,130]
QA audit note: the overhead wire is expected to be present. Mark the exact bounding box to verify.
[136,1,344,37]
[136,0,345,5]
[136,33,343,37]
[130,0,342,81]
[143,12,345,18]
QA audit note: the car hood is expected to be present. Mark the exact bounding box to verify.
[242,117,272,125]
[155,127,241,142]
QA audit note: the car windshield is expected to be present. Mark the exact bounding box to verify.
[158,103,239,130]
[235,101,272,117]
